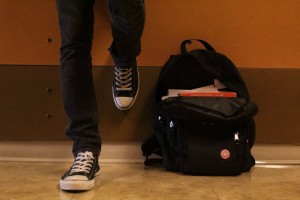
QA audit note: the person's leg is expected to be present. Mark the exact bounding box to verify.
[108,0,145,110]
[56,0,100,191]
[57,0,101,156]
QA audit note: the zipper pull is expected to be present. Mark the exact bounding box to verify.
[169,121,174,128]
[234,132,240,142]
[158,115,162,121]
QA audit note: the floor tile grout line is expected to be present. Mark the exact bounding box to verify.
[1,157,300,165]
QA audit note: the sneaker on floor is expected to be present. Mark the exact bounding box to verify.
[112,65,139,110]
[60,151,100,191]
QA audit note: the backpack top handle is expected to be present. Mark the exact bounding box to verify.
[181,39,216,54]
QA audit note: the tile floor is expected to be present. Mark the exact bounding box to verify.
[0,161,299,200]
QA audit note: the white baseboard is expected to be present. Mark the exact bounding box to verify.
[0,141,299,164]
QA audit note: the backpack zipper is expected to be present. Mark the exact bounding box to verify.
[234,132,240,144]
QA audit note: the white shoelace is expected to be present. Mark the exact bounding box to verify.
[115,68,132,91]
[70,151,94,175]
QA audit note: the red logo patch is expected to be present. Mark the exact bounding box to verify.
[220,149,230,159]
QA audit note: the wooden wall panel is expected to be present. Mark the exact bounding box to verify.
[0,0,61,65]
[0,0,300,68]
[0,66,300,144]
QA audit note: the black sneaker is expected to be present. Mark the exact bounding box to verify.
[112,65,139,110]
[60,151,100,191]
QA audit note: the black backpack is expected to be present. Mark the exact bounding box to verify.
[141,39,259,175]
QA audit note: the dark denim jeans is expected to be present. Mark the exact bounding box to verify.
[56,0,145,156]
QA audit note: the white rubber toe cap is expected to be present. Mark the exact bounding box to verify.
[114,97,134,110]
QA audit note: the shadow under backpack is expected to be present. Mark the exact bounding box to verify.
[141,39,258,176]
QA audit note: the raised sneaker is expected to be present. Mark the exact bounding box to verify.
[112,65,139,110]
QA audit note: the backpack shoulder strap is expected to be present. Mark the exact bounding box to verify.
[154,55,181,102]
[181,39,216,53]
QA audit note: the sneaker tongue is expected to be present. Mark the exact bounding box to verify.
[69,151,95,175]
[77,151,94,160]
[115,68,132,90]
